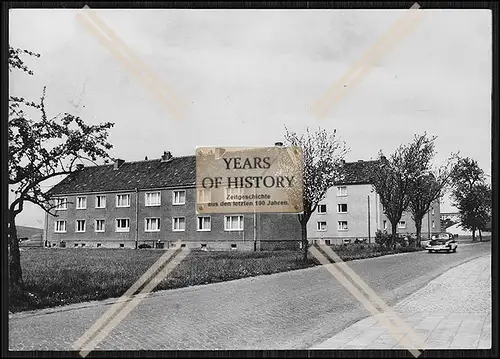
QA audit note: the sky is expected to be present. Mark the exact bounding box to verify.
[9,8,492,229]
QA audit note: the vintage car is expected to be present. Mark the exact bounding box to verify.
[426,232,458,253]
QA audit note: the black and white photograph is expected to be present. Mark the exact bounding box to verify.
[6,3,494,355]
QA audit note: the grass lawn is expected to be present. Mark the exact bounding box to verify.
[10,244,423,313]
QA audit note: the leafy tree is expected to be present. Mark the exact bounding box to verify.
[283,127,349,260]
[450,157,490,241]
[371,134,436,249]
[8,46,114,295]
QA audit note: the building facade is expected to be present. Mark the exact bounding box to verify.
[46,154,442,250]
[45,152,302,251]
[308,160,441,245]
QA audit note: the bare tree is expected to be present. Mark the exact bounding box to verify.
[408,152,456,247]
[283,127,349,260]
[371,133,436,249]
[8,46,115,296]
[408,171,452,247]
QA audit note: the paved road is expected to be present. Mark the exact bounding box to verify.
[9,242,491,351]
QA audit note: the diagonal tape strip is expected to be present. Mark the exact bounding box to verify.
[80,6,187,116]
[309,246,423,356]
[76,8,185,120]
[311,3,424,119]
[312,3,421,112]
[320,245,427,349]
[77,246,191,357]
[312,10,425,119]
[72,244,181,351]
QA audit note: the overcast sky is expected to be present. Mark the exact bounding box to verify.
[9,9,492,228]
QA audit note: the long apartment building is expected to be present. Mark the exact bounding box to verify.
[45,151,302,251]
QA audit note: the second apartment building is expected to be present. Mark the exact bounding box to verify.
[308,159,441,245]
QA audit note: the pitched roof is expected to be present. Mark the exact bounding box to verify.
[335,160,380,185]
[47,156,197,196]
[47,155,380,196]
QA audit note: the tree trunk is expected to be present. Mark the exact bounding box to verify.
[414,217,423,247]
[391,221,398,250]
[479,229,483,242]
[301,220,308,261]
[472,228,476,241]
[8,213,24,296]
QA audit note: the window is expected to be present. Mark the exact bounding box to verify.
[76,220,86,233]
[145,218,160,232]
[317,221,327,232]
[116,218,130,232]
[225,187,244,198]
[317,204,327,214]
[383,220,387,230]
[337,186,347,197]
[398,221,406,229]
[120,243,124,248]
[76,196,87,209]
[54,198,68,210]
[172,217,186,231]
[116,194,131,207]
[337,203,348,213]
[325,239,331,245]
[432,220,435,229]
[197,216,211,231]
[231,243,237,249]
[97,243,102,248]
[431,207,435,215]
[172,190,186,205]
[95,195,106,208]
[338,221,348,231]
[95,219,105,232]
[55,220,67,233]
[74,243,78,247]
[197,189,212,204]
[224,215,244,231]
[145,192,161,207]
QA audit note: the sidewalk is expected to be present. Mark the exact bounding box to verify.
[313,254,491,350]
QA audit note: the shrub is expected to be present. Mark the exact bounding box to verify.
[375,230,392,249]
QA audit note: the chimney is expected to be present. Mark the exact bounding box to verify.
[113,158,125,170]
[274,141,284,147]
[145,156,148,160]
[76,164,84,171]
[161,151,173,162]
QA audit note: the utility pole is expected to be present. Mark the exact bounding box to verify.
[367,195,371,244]
[427,209,431,240]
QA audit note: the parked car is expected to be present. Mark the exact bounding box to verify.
[426,232,458,253]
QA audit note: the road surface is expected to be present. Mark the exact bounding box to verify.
[9,241,491,351]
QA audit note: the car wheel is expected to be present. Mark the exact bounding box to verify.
[428,250,433,253]
[452,247,457,252]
